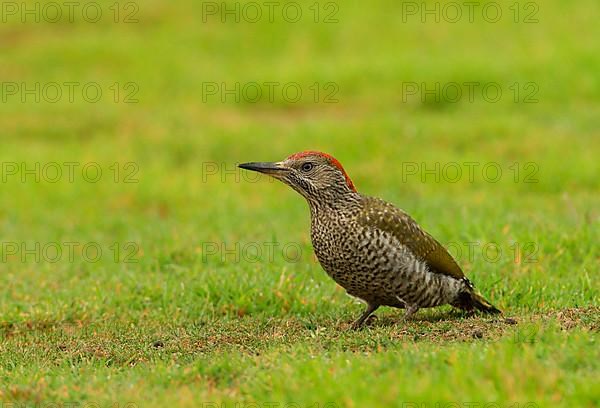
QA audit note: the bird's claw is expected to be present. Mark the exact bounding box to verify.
[350,314,377,330]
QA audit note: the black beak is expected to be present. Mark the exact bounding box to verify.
[238,161,288,175]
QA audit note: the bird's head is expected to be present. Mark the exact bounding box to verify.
[239,151,358,206]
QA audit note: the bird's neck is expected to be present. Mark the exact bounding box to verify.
[307,191,362,218]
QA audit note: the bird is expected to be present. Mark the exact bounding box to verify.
[239,151,501,328]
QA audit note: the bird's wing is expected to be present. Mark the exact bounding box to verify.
[357,196,465,280]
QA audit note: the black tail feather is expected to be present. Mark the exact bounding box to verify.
[454,291,502,314]
[471,292,502,314]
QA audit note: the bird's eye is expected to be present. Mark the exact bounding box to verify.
[301,162,314,172]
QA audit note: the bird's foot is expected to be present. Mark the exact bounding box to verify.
[365,314,377,325]
[403,304,419,321]
[351,314,377,330]
[350,303,379,330]
[350,320,363,330]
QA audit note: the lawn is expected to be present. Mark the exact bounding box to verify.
[0,0,598,407]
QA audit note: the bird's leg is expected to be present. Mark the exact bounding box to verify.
[351,303,379,330]
[403,304,419,321]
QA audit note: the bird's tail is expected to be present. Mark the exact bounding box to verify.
[454,290,502,314]
[470,292,502,314]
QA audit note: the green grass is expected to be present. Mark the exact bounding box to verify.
[0,0,599,406]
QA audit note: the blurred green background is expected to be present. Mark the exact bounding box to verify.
[0,0,598,406]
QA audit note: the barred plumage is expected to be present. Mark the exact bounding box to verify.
[239,151,500,328]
